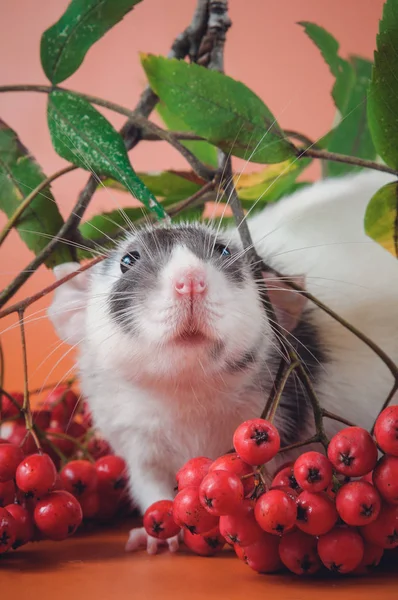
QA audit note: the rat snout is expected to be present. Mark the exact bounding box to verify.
[174,267,207,297]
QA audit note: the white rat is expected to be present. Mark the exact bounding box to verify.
[48,169,398,554]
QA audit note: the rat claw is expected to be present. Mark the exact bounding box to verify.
[125,526,182,554]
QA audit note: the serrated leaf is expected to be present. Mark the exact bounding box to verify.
[234,157,311,203]
[299,21,355,115]
[0,119,73,267]
[141,54,296,164]
[367,0,398,169]
[40,0,143,85]
[364,181,398,258]
[47,90,167,219]
[156,102,218,168]
[327,56,376,176]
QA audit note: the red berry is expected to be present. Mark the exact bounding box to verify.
[176,457,213,491]
[361,503,398,548]
[45,386,79,425]
[7,425,37,455]
[318,527,364,573]
[0,443,24,482]
[79,492,100,519]
[293,451,333,493]
[336,481,381,526]
[0,480,15,507]
[219,499,264,546]
[254,489,296,536]
[296,491,338,536]
[271,485,299,501]
[327,427,378,477]
[373,455,398,505]
[60,460,98,498]
[183,527,225,556]
[143,500,180,540]
[34,490,82,540]
[16,453,57,498]
[87,437,113,460]
[45,426,75,456]
[235,532,282,573]
[96,494,120,522]
[31,410,51,431]
[95,455,127,494]
[209,453,255,496]
[199,470,244,516]
[374,405,398,456]
[352,542,384,575]
[233,418,280,466]
[271,465,301,493]
[173,486,218,535]
[279,530,321,575]
[1,392,23,419]
[0,507,16,552]
[5,504,34,548]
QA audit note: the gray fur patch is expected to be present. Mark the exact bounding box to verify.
[108,224,247,332]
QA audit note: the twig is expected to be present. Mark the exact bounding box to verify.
[18,310,41,450]
[297,147,398,177]
[279,435,320,453]
[0,387,23,412]
[45,430,94,462]
[370,381,398,435]
[322,409,356,428]
[168,180,216,216]
[140,130,204,142]
[264,361,299,422]
[261,357,287,421]
[0,255,105,320]
[0,165,77,247]
[30,378,76,396]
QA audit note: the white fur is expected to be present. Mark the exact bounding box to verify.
[48,170,398,552]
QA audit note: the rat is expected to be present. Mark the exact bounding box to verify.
[47,169,398,554]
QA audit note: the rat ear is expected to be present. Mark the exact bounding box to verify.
[47,262,89,346]
[261,271,308,333]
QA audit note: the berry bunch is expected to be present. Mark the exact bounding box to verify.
[143,409,398,576]
[0,386,134,552]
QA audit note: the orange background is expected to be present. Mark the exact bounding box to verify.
[0,0,386,397]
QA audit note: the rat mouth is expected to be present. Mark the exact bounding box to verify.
[172,328,209,346]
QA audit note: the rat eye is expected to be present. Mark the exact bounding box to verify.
[214,243,231,257]
[120,251,140,273]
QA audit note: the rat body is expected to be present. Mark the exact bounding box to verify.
[48,170,398,553]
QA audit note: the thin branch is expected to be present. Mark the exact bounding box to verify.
[261,357,287,420]
[168,180,216,216]
[18,310,41,450]
[298,147,398,177]
[140,130,204,142]
[0,165,77,247]
[370,381,398,435]
[279,435,320,453]
[0,255,105,320]
[322,409,356,428]
[266,361,300,422]
[29,378,76,396]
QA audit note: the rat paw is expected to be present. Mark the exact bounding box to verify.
[125,526,182,555]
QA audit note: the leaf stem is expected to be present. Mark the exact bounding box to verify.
[0,165,77,248]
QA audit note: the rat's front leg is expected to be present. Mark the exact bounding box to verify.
[125,461,181,555]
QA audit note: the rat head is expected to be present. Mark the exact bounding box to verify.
[48,222,307,385]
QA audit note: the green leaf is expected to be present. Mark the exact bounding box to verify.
[364,181,398,258]
[47,90,167,220]
[141,54,296,164]
[40,0,143,85]
[156,102,218,168]
[327,56,376,176]
[299,21,355,115]
[0,119,73,267]
[367,0,398,169]
[103,170,201,200]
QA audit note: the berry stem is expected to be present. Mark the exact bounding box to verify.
[18,310,41,450]
[29,377,76,396]
[322,409,356,428]
[263,361,300,422]
[45,430,94,462]
[279,435,320,453]
[370,381,398,435]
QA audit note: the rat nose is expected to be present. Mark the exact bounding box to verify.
[174,268,207,296]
